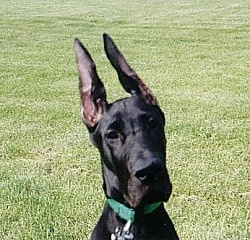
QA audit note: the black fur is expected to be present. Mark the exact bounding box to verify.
[74,34,179,239]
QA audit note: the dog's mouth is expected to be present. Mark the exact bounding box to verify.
[124,173,172,208]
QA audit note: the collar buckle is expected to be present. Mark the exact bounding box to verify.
[111,220,134,240]
[108,198,161,240]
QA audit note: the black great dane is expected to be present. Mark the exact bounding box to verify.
[74,34,179,240]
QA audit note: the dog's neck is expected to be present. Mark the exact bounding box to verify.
[107,198,162,223]
[102,200,169,240]
[107,199,163,240]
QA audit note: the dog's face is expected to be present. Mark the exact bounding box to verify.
[92,96,172,207]
[74,34,172,208]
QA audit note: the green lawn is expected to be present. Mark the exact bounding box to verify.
[0,0,249,239]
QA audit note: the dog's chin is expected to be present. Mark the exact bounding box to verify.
[143,188,171,204]
[125,178,171,209]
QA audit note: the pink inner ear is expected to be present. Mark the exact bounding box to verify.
[81,89,104,127]
[81,90,96,127]
[78,63,92,92]
[75,38,106,128]
[82,90,92,115]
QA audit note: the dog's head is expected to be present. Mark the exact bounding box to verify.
[74,34,172,209]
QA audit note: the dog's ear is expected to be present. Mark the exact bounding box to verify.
[74,38,106,129]
[103,33,158,105]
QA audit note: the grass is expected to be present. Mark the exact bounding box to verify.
[0,0,249,239]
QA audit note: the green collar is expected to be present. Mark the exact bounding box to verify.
[107,198,161,223]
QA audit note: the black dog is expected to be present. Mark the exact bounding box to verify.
[74,34,179,240]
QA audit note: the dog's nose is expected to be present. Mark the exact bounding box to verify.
[135,164,162,184]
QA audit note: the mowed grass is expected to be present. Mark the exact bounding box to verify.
[0,0,249,239]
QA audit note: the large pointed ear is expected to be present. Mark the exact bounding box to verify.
[103,33,158,105]
[74,38,107,129]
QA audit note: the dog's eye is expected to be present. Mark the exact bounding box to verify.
[148,117,158,129]
[106,130,119,139]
